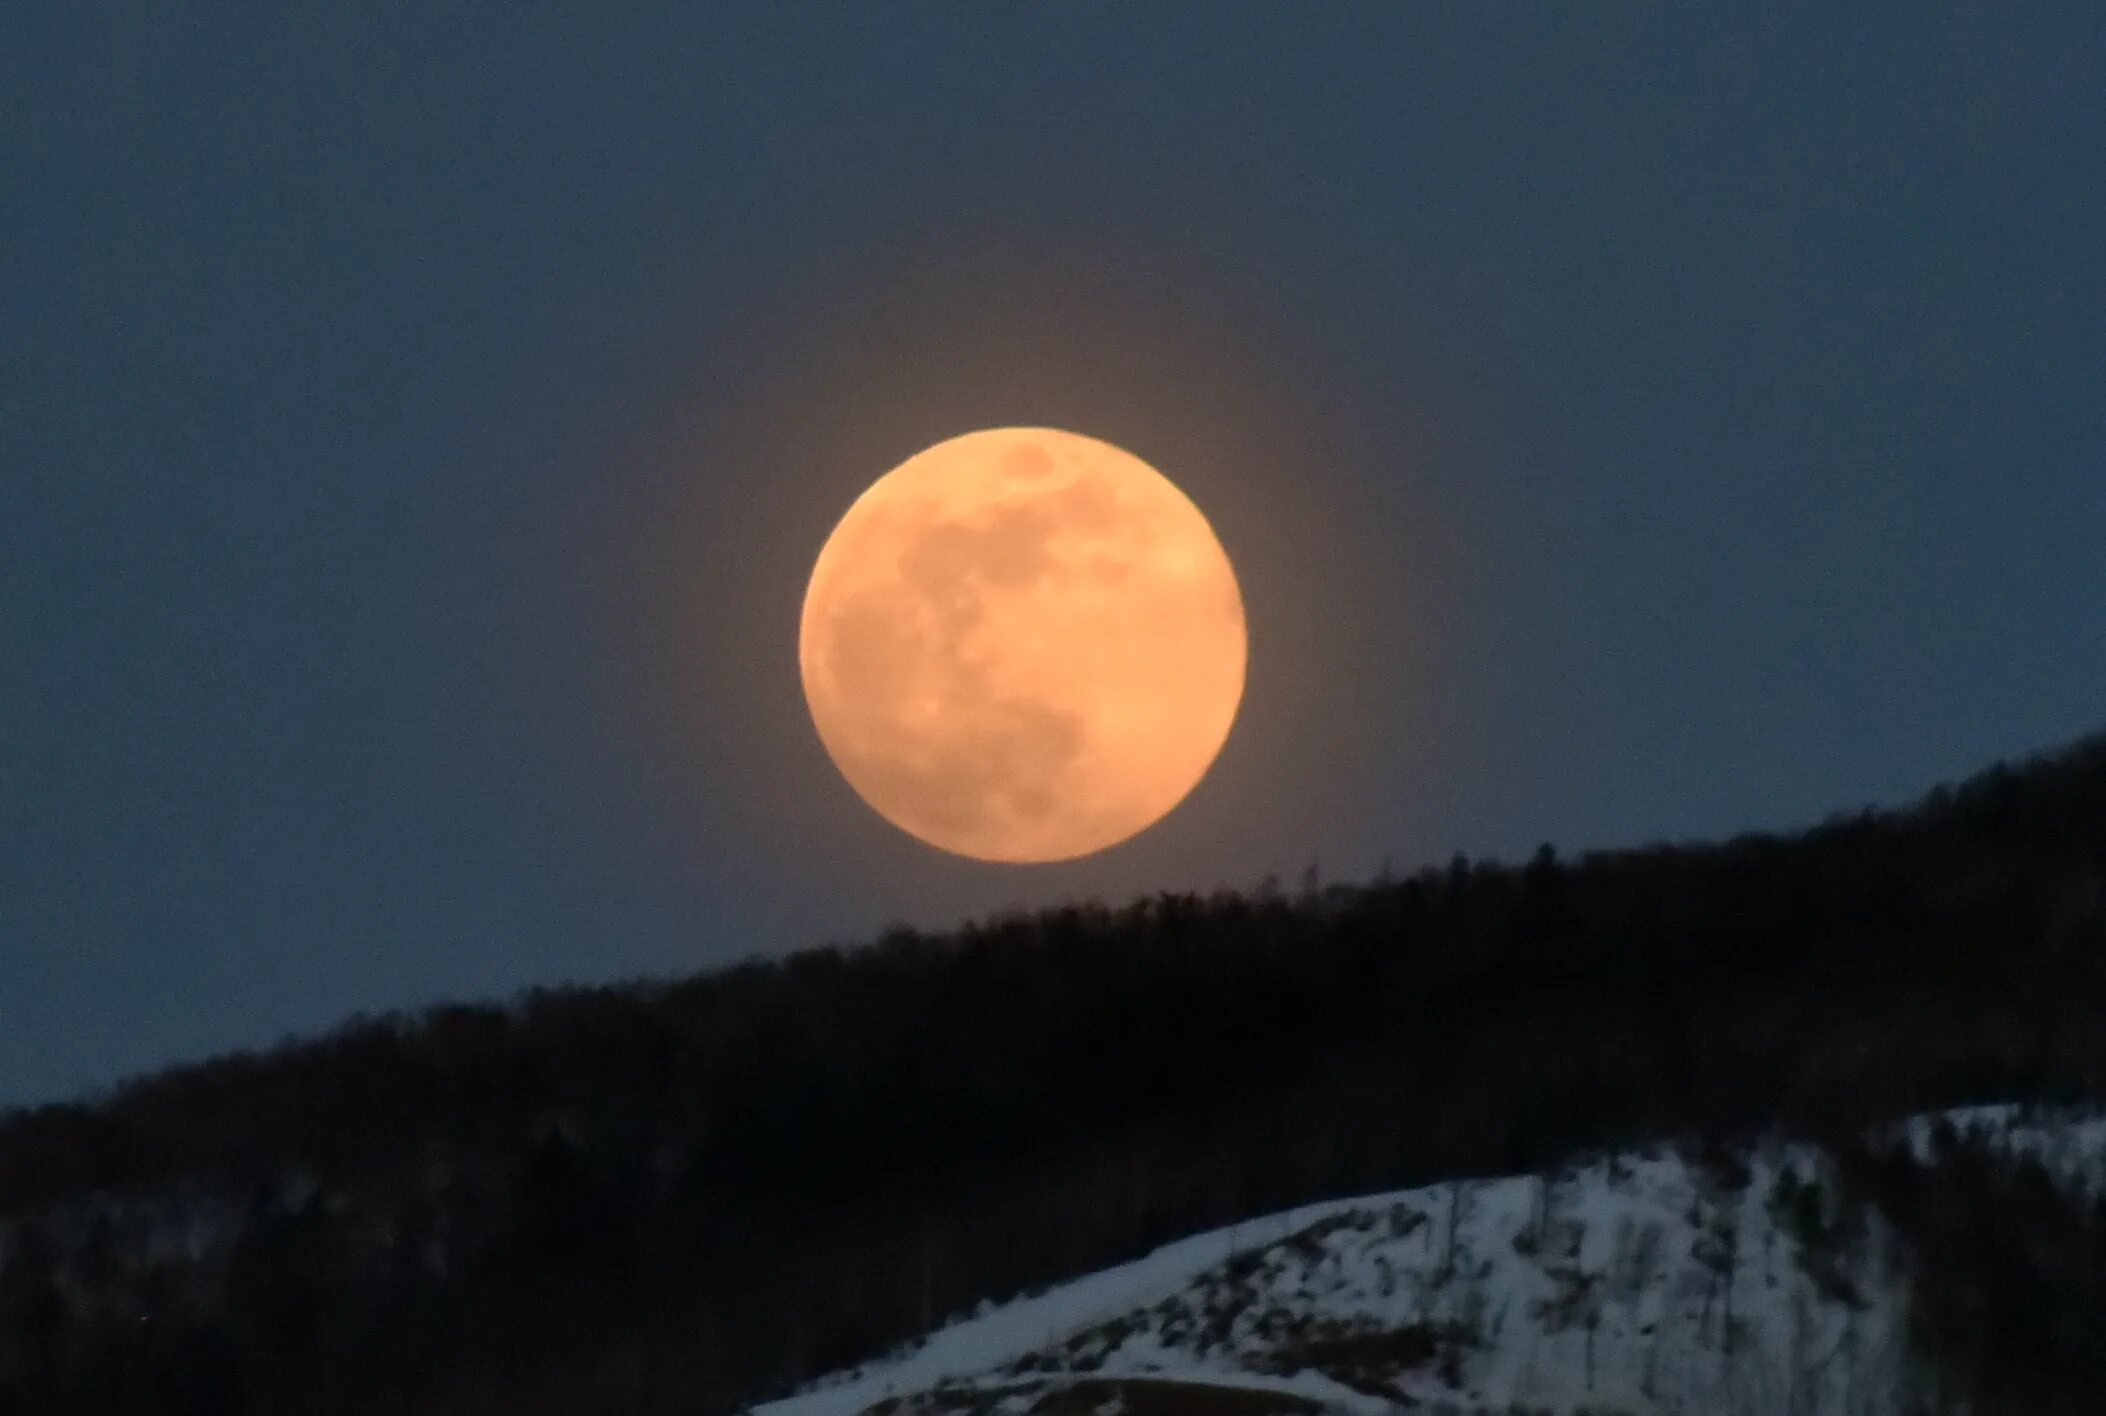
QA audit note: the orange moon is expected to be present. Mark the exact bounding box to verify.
[799,427,1246,863]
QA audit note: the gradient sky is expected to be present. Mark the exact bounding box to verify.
[7,5,2104,1107]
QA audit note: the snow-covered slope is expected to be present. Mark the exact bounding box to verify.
[753,1106,2106,1416]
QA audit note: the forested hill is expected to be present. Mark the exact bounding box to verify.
[755,1104,2106,1416]
[3,732,2105,1415]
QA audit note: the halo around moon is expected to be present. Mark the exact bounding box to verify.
[799,427,1246,863]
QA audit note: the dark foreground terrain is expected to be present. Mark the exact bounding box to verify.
[3,735,2106,1414]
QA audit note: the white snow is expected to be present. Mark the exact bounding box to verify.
[752,1105,2106,1416]
[1888,1102,2106,1192]
[748,1192,1399,1416]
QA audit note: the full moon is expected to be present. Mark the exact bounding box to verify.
[799,427,1246,863]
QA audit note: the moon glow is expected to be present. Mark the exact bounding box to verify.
[799,428,1246,863]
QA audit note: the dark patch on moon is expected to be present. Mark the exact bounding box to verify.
[824,591,929,715]
[1003,440,1056,480]
[898,505,1058,592]
[974,504,1058,586]
[830,488,1094,847]
[1047,472,1120,531]
[845,693,1087,844]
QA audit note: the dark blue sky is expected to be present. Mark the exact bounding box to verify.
[7,6,2104,1107]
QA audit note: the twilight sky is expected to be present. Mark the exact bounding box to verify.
[6,5,2104,1107]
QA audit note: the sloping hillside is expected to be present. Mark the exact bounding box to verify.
[3,734,2105,1413]
[758,1107,2106,1416]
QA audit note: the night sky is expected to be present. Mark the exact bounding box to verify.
[7,6,2104,1107]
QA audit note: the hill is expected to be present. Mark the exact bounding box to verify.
[756,1105,2106,1416]
[2,732,2105,1413]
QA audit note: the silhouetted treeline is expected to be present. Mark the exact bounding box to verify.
[1830,1118,2106,1415]
[3,733,2106,1413]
